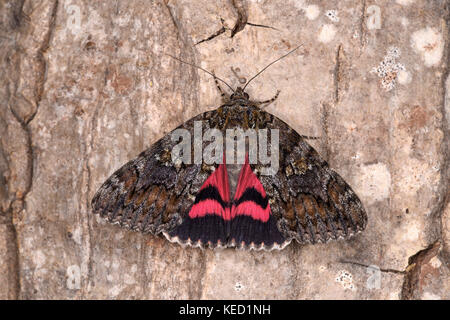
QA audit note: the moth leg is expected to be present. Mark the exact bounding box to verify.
[213,71,227,101]
[256,90,280,108]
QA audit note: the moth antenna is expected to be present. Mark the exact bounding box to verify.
[165,53,235,93]
[242,44,303,91]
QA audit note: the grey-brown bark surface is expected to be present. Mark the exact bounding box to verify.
[0,0,448,299]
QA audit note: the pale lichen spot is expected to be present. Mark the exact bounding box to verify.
[371,47,406,91]
[429,256,442,269]
[411,27,444,67]
[396,0,416,5]
[401,221,420,241]
[335,270,356,291]
[397,70,412,85]
[304,5,320,20]
[389,291,400,299]
[400,17,409,28]
[318,24,337,43]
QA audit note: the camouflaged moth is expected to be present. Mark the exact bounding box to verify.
[91,46,367,250]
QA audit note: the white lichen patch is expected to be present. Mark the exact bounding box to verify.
[325,10,339,22]
[371,47,406,91]
[401,221,420,241]
[429,256,442,269]
[356,162,391,205]
[389,291,401,300]
[411,27,444,67]
[397,70,412,85]
[304,5,320,20]
[294,1,320,20]
[318,24,337,43]
[396,0,416,5]
[400,17,409,28]
[335,270,356,291]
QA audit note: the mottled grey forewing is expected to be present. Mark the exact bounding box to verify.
[255,110,367,244]
[91,113,208,237]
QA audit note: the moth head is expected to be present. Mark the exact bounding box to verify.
[230,87,250,101]
[164,44,302,106]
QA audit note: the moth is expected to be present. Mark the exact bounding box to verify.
[91,46,367,250]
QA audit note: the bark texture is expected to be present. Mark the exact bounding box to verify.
[0,0,448,299]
